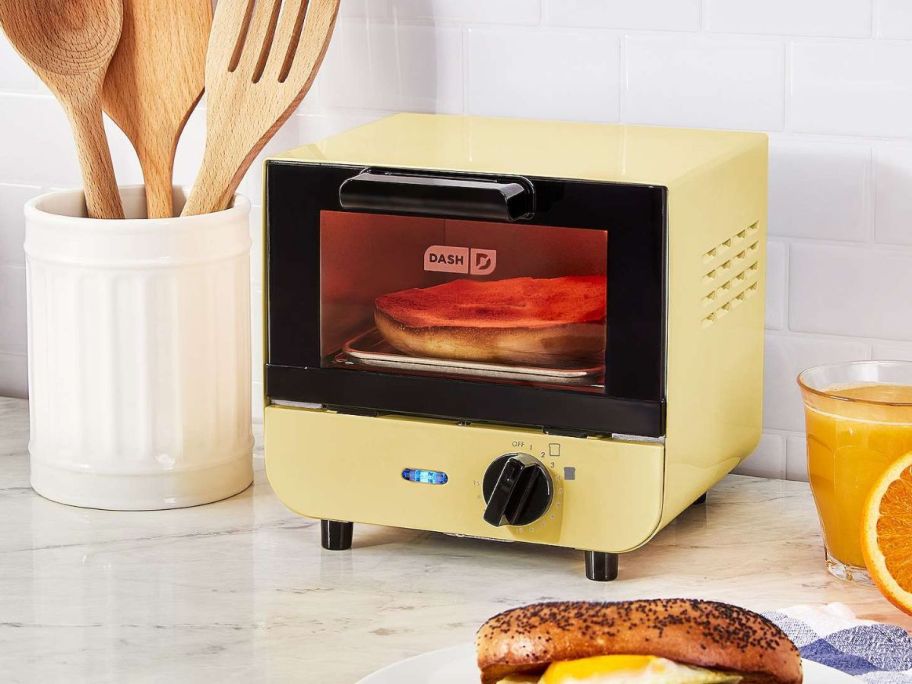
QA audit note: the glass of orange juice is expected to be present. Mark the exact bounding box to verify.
[798,360,912,582]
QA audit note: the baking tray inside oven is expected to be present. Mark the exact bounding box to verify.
[336,328,604,386]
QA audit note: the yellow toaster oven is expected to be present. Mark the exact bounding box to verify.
[262,113,767,580]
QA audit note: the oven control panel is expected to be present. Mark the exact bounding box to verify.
[481,453,553,527]
[265,405,666,553]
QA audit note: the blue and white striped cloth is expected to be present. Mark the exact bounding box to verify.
[765,604,912,682]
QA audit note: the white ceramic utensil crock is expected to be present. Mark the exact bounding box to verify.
[24,186,254,509]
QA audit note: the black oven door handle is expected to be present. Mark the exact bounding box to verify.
[338,171,535,222]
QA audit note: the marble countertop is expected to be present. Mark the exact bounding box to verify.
[1,396,909,682]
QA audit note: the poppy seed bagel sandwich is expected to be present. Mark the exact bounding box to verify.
[476,599,802,684]
[374,275,607,367]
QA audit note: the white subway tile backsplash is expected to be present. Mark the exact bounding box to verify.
[249,205,264,289]
[252,381,265,424]
[0,38,45,94]
[297,71,327,116]
[0,184,40,266]
[763,333,870,432]
[390,0,541,25]
[339,0,391,20]
[790,243,912,341]
[340,0,543,24]
[623,36,785,130]
[768,139,871,241]
[172,105,207,191]
[735,433,786,478]
[875,0,912,39]
[873,340,912,361]
[104,118,145,188]
[467,28,619,122]
[791,41,912,138]
[251,287,264,384]
[321,22,463,113]
[0,352,27,399]
[785,434,810,482]
[874,143,912,245]
[296,111,389,144]
[0,266,26,355]
[0,95,82,187]
[706,0,872,37]
[765,241,787,330]
[544,0,700,31]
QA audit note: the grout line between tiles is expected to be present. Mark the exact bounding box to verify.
[782,41,792,132]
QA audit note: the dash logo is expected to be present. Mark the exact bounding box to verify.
[424,246,468,273]
[470,248,496,275]
[424,246,497,275]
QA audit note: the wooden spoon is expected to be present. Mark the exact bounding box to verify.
[0,0,125,219]
[102,0,212,218]
[182,0,341,216]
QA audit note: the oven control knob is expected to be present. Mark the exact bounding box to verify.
[482,453,553,527]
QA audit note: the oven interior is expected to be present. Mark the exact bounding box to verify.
[319,210,608,394]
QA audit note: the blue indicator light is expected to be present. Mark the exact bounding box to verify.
[402,468,448,485]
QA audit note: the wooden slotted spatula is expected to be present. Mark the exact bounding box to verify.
[182,0,341,216]
[0,0,125,219]
[102,0,212,218]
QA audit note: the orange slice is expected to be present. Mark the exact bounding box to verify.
[861,452,912,616]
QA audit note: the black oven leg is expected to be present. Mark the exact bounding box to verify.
[584,551,619,581]
[321,520,353,550]
[690,492,708,507]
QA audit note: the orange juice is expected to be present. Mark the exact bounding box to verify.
[804,383,912,570]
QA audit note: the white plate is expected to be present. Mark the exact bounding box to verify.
[356,643,856,683]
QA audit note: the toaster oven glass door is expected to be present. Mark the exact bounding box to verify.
[266,163,666,438]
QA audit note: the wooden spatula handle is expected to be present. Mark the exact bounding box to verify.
[68,98,125,220]
[138,147,176,219]
[144,176,174,219]
[181,146,240,216]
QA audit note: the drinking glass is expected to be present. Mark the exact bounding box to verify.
[798,360,912,582]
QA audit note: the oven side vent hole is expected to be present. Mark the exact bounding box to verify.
[700,222,760,329]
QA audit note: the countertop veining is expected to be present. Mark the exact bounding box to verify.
[0,397,908,682]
